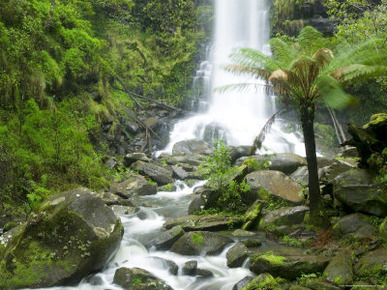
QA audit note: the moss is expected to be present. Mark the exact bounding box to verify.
[191,232,204,246]
[244,273,286,290]
[161,183,176,192]
[252,251,286,267]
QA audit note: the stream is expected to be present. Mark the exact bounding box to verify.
[32,180,266,290]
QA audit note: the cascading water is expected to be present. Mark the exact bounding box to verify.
[160,0,305,156]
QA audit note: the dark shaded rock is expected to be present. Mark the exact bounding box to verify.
[164,215,243,232]
[94,190,135,206]
[245,170,304,204]
[243,239,263,248]
[259,206,309,230]
[0,188,124,289]
[332,213,376,239]
[130,160,173,185]
[170,231,233,256]
[110,174,157,197]
[249,251,330,280]
[333,168,375,187]
[182,260,197,276]
[380,217,387,239]
[233,276,254,290]
[355,248,387,280]
[323,251,353,286]
[229,146,251,164]
[113,267,172,290]
[226,242,249,268]
[334,182,387,217]
[148,226,185,250]
[172,139,213,156]
[164,155,201,166]
[188,195,205,215]
[123,152,151,167]
[196,268,213,277]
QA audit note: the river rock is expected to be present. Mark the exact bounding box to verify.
[245,170,304,205]
[182,260,197,275]
[259,206,309,230]
[237,153,306,175]
[226,242,249,268]
[130,160,173,185]
[110,173,157,197]
[233,276,254,290]
[172,165,189,180]
[148,225,185,250]
[0,188,123,289]
[172,139,214,156]
[242,200,266,230]
[164,155,201,166]
[323,251,353,286]
[331,213,376,239]
[145,257,179,275]
[249,251,330,280]
[170,231,233,256]
[163,214,243,232]
[93,190,135,206]
[123,152,151,167]
[354,248,387,280]
[113,267,172,290]
[334,182,387,217]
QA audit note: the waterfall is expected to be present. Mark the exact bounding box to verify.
[159,0,305,156]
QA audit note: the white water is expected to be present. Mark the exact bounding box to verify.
[159,0,305,156]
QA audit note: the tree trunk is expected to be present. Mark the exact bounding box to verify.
[300,104,321,220]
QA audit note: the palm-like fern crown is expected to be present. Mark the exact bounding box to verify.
[225,26,387,110]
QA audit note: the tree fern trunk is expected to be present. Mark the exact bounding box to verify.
[300,103,321,220]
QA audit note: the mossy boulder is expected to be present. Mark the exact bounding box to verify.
[113,267,172,290]
[170,231,233,256]
[355,248,387,285]
[130,160,173,186]
[334,182,387,217]
[226,242,249,268]
[148,225,185,250]
[323,251,353,286]
[245,170,304,205]
[259,206,309,230]
[249,251,330,280]
[242,200,266,230]
[331,213,376,239]
[0,188,124,289]
[110,173,157,197]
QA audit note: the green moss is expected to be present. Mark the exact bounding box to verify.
[253,251,286,267]
[191,232,204,246]
[244,273,285,290]
[161,183,176,192]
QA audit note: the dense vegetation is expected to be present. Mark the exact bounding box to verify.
[0,0,212,212]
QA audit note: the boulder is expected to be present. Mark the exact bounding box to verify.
[334,182,387,217]
[245,170,304,205]
[164,155,201,166]
[233,276,254,290]
[130,160,173,185]
[259,206,309,230]
[110,174,157,197]
[148,226,185,250]
[242,200,266,230]
[182,260,197,276]
[163,215,243,232]
[172,139,213,156]
[123,152,151,167]
[331,213,376,239]
[172,165,189,180]
[237,153,306,175]
[170,231,233,256]
[226,242,249,268]
[354,248,387,280]
[323,251,353,286]
[0,188,123,289]
[113,267,172,290]
[333,168,375,187]
[145,257,178,275]
[93,190,135,206]
[249,251,330,280]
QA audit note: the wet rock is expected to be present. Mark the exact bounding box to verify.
[172,139,214,156]
[148,226,185,250]
[259,206,309,230]
[290,166,309,185]
[182,260,197,276]
[229,146,251,164]
[237,153,306,175]
[164,214,243,232]
[170,231,233,256]
[93,190,135,206]
[0,188,124,289]
[243,239,263,248]
[332,213,376,239]
[354,248,387,280]
[188,195,206,215]
[245,170,304,205]
[233,276,254,290]
[123,152,151,167]
[196,268,214,277]
[323,251,353,286]
[242,200,266,230]
[249,251,330,280]
[172,165,189,180]
[146,257,178,275]
[113,267,172,290]
[231,229,257,237]
[187,186,220,214]
[110,205,139,217]
[130,160,173,185]
[333,168,375,187]
[226,242,249,268]
[164,155,201,166]
[110,174,157,197]
[334,182,387,217]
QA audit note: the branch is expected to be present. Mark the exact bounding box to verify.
[114,76,143,108]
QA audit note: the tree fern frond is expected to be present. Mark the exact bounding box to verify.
[224,64,271,80]
[214,82,268,94]
[313,48,334,68]
[335,64,387,82]
[297,26,324,55]
[230,48,281,72]
[316,74,355,109]
[269,38,296,67]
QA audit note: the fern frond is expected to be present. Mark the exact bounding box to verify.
[269,38,296,67]
[230,48,281,72]
[316,74,355,109]
[224,64,271,80]
[214,82,268,94]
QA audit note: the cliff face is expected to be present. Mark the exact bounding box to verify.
[270,0,336,36]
